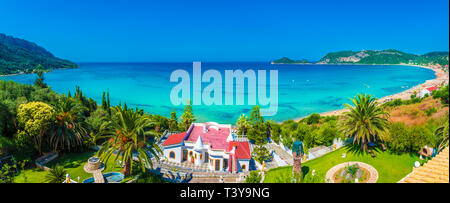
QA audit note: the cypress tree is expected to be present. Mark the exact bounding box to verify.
[106,91,111,116]
[102,91,107,109]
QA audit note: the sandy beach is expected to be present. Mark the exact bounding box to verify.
[294,64,449,121]
[0,73,25,77]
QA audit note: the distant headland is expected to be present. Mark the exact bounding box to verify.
[0,33,78,76]
[271,57,312,64]
[272,49,449,67]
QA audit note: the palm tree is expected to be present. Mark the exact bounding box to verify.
[96,106,161,177]
[339,93,389,151]
[236,114,250,135]
[49,97,88,152]
[435,115,449,153]
[45,165,67,183]
[149,114,168,139]
[84,130,105,149]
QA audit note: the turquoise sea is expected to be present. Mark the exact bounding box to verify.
[0,62,435,123]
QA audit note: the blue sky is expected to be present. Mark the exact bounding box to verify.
[1,0,448,62]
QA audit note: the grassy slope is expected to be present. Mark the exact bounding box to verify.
[388,97,449,126]
[263,146,423,183]
[14,151,122,183]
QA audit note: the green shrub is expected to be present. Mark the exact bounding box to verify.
[386,122,435,153]
[294,123,310,141]
[245,171,262,183]
[273,170,324,183]
[424,107,437,116]
[305,113,321,125]
[432,85,449,105]
[44,165,67,183]
[134,171,168,183]
[268,121,281,144]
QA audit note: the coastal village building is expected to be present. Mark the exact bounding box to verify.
[161,122,252,173]
[419,86,438,98]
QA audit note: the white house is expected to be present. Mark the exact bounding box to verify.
[419,86,438,98]
[161,122,252,172]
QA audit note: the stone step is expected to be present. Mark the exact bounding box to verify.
[266,143,293,165]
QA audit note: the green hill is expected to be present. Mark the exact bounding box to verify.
[317,49,449,66]
[272,57,312,64]
[415,51,449,66]
[0,33,78,75]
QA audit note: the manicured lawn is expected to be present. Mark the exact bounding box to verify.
[13,168,47,183]
[14,151,122,183]
[263,146,423,183]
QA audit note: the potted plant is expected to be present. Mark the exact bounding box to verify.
[190,155,194,164]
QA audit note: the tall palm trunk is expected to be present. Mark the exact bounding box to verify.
[122,159,131,177]
[362,142,368,151]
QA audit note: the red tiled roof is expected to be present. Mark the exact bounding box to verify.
[228,141,251,159]
[162,132,186,146]
[426,86,438,91]
[400,147,449,183]
[187,125,230,150]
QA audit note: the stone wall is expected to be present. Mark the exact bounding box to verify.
[35,153,58,171]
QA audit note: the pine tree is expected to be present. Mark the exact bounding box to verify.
[33,66,48,88]
[180,101,195,131]
[248,105,266,144]
[169,109,178,131]
[247,105,271,165]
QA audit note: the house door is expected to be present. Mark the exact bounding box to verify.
[215,159,220,171]
[204,152,209,162]
[223,159,228,170]
[182,150,188,161]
